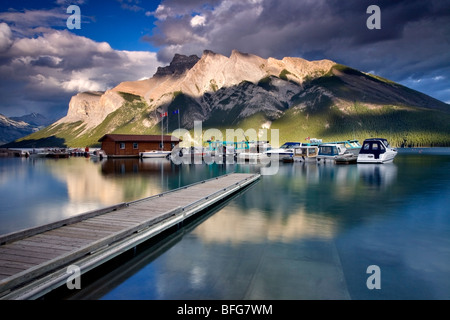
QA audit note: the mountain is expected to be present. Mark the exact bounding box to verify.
[0,113,53,146]
[0,114,41,145]
[7,50,450,148]
[10,113,53,127]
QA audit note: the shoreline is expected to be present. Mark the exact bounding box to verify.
[396,147,450,155]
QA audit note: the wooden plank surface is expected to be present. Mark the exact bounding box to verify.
[0,173,260,298]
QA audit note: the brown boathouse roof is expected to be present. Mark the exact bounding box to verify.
[98,134,181,143]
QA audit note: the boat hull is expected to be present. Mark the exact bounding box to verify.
[316,156,338,163]
[293,156,317,162]
[265,151,294,159]
[357,151,397,164]
[335,154,358,164]
[237,153,263,161]
[140,151,171,158]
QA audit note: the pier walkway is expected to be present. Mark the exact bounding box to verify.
[0,173,260,299]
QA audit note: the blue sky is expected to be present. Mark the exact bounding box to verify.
[1,0,160,50]
[68,1,160,52]
[0,0,449,118]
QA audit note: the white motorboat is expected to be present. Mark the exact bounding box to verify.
[139,150,171,158]
[91,149,107,160]
[264,142,301,160]
[357,138,397,164]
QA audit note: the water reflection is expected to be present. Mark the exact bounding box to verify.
[357,163,397,188]
[193,203,337,244]
[101,158,173,176]
[0,157,401,236]
[192,162,398,246]
[3,153,449,299]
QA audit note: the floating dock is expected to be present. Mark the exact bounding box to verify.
[0,173,260,300]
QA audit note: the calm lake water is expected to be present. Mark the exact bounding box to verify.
[1,149,450,300]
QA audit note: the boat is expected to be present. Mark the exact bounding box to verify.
[91,149,107,160]
[46,152,70,159]
[316,143,347,162]
[43,148,70,158]
[264,142,301,160]
[178,146,208,157]
[139,113,174,159]
[332,140,362,155]
[139,150,171,158]
[236,141,271,163]
[335,153,358,164]
[168,146,210,163]
[30,150,49,158]
[293,145,319,162]
[357,138,398,164]
[205,140,238,157]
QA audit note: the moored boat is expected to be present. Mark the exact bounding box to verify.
[236,140,271,163]
[357,138,397,164]
[264,142,301,160]
[46,150,70,158]
[293,145,319,162]
[332,140,362,155]
[316,143,347,162]
[139,150,171,158]
[91,149,107,160]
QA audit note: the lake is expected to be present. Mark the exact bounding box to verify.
[1,149,449,300]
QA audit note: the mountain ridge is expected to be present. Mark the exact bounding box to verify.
[6,49,450,148]
[0,113,53,145]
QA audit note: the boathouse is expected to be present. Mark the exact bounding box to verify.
[98,134,181,158]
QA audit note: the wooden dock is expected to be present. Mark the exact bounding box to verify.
[0,173,260,300]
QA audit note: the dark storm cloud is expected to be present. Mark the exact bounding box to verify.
[144,0,450,103]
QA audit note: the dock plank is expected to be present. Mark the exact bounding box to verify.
[0,253,48,265]
[0,173,260,299]
[0,246,67,260]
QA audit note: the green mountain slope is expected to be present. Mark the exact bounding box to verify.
[6,59,450,148]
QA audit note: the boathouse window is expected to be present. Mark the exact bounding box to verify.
[119,143,125,149]
[133,143,138,149]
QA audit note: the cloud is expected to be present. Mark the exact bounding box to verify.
[0,22,13,52]
[190,15,206,27]
[0,21,158,118]
[143,0,450,103]
[0,8,67,36]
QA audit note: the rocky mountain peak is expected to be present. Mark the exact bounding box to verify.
[153,53,200,77]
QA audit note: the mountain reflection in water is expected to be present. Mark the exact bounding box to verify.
[1,153,450,300]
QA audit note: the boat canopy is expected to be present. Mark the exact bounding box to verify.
[318,144,341,156]
[359,139,387,159]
